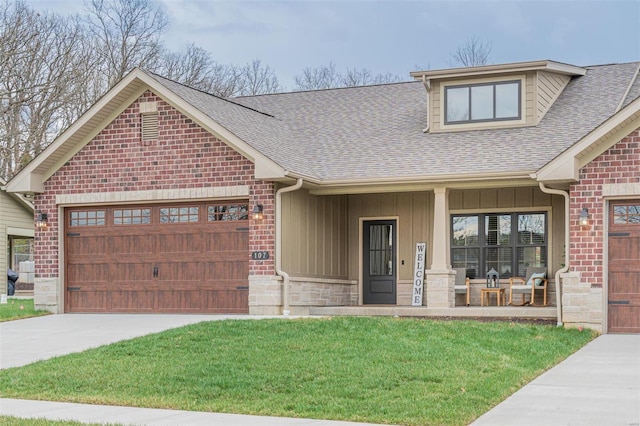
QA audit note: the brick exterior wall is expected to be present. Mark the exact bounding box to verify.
[566,127,640,331]
[34,91,276,281]
[569,128,640,286]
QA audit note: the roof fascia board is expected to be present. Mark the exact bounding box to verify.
[410,60,586,81]
[307,173,537,196]
[536,96,640,183]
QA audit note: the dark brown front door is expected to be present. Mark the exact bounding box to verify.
[65,202,249,313]
[608,201,640,333]
[363,220,397,304]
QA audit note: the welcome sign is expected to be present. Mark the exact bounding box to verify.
[412,243,427,306]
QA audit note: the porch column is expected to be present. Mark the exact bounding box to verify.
[431,187,450,270]
[426,187,455,308]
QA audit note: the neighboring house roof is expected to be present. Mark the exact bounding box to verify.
[6,60,640,194]
[0,177,33,212]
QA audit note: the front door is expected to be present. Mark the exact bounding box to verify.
[608,201,640,333]
[363,220,397,304]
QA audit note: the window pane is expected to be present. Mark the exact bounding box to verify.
[452,248,479,279]
[369,225,393,276]
[471,85,493,120]
[518,214,545,244]
[446,87,469,122]
[485,214,511,246]
[485,246,512,278]
[452,216,478,246]
[495,82,519,119]
[517,246,547,277]
[160,206,198,223]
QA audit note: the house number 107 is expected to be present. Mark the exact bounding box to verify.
[251,251,270,260]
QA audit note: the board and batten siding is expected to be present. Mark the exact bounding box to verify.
[347,192,432,305]
[280,189,348,279]
[0,189,34,293]
[536,72,571,123]
[449,186,566,278]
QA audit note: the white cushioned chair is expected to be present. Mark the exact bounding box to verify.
[508,267,548,306]
[454,268,470,306]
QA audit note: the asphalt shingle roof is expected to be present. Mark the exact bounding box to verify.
[147,62,640,182]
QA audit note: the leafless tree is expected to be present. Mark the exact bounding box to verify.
[239,59,281,96]
[448,36,492,68]
[84,0,168,87]
[0,1,92,179]
[294,62,402,91]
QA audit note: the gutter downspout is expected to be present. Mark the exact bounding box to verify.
[276,178,303,316]
[538,182,569,326]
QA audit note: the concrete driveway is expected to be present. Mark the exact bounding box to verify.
[0,314,269,369]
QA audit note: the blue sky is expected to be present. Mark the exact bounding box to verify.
[28,0,640,90]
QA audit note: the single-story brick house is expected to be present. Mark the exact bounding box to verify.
[1,177,34,295]
[6,59,640,333]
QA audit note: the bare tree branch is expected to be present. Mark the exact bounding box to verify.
[448,36,492,67]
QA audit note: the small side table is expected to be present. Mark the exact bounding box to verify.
[481,288,506,306]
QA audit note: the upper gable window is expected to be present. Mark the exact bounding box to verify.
[445,80,521,124]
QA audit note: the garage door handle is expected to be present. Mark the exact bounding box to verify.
[608,300,630,305]
[153,266,158,278]
[68,287,81,292]
[236,286,249,290]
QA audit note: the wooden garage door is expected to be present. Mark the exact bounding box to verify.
[608,201,640,333]
[65,201,249,313]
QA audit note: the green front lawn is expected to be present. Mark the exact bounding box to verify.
[0,416,116,426]
[0,317,595,426]
[0,299,49,322]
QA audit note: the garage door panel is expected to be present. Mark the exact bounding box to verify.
[110,262,154,282]
[67,263,110,283]
[157,233,203,254]
[154,261,203,282]
[207,232,249,252]
[67,290,109,312]
[111,234,154,255]
[206,261,248,280]
[202,290,249,312]
[609,237,640,260]
[609,272,640,294]
[110,290,157,311]
[66,236,109,256]
[608,305,640,333]
[65,201,249,313]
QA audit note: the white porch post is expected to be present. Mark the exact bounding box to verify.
[426,187,455,308]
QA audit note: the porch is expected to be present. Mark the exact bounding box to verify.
[309,304,557,320]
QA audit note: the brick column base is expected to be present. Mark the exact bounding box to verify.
[34,277,59,313]
[425,269,455,308]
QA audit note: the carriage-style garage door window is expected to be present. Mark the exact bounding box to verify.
[451,212,547,279]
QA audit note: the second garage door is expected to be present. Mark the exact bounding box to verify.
[65,201,249,313]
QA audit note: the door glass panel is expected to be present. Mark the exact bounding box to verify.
[369,224,393,276]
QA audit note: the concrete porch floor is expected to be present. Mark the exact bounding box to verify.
[310,305,558,320]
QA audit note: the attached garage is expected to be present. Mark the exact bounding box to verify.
[608,200,640,333]
[65,201,249,313]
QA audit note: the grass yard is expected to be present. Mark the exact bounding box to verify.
[0,317,595,426]
[0,299,49,322]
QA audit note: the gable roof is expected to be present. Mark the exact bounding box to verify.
[6,60,640,195]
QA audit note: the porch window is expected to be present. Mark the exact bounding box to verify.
[451,212,546,279]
